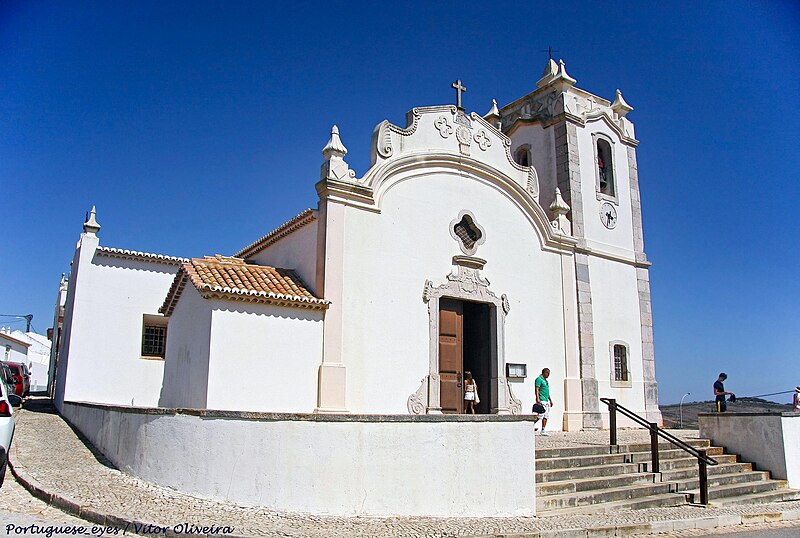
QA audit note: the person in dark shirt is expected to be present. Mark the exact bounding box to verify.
[713,373,734,412]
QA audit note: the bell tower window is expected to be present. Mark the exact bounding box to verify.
[514,145,530,167]
[596,139,615,196]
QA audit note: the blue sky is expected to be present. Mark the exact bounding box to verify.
[1,1,798,405]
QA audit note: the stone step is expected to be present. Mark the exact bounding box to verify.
[536,472,657,496]
[707,488,800,506]
[534,439,710,459]
[673,470,772,492]
[648,453,738,471]
[536,462,642,483]
[682,479,789,503]
[536,446,725,471]
[536,481,677,511]
[659,462,752,481]
[537,491,687,517]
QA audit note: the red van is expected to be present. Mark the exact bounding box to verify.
[2,362,29,397]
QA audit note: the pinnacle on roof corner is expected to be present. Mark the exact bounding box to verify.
[83,205,101,235]
[549,188,570,215]
[611,89,634,117]
[485,99,500,118]
[322,125,348,159]
[554,59,576,85]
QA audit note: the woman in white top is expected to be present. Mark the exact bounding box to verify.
[464,371,478,414]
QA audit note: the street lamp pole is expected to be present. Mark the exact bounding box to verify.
[680,392,691,429]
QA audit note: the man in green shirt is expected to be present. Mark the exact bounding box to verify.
[535,368,553,436]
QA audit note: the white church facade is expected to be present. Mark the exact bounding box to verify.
[53,59,662,432]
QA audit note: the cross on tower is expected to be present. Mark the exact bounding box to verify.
[451,79,467,110]
[540,46,560,61]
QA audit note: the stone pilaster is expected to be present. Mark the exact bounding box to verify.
[555,120,602,429]
[627,146,662,425]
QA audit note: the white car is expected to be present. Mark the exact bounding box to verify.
[0,375,20,488]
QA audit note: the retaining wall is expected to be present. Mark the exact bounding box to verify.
[62,401,537,517]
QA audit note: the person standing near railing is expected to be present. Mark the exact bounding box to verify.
[713,372,735,412]
[793,386,800,412]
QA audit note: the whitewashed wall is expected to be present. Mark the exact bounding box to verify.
[55,234,178,409]
[62,402,537,517]
[247,220,319,295]
[700,413,800,488]
[160,285,212,409]
[0,336,28,367]
[509,123,557,211]
[589,256,647,420]
[206,299,323,412]
[341,171,566,424]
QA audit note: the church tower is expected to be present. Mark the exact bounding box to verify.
[495,59,661,429]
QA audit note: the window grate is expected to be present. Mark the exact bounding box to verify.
[142,325,166,358]
[613,344,628,382]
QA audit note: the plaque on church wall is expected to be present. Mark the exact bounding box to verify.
[506,363,527,379]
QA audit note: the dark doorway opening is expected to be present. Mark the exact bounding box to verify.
[438,298,493,414]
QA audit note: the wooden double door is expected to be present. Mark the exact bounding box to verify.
[439,298,493,414]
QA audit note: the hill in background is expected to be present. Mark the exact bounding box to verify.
[660,397,793,429]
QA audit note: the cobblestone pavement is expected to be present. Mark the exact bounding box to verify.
[8,402,800,537]
[2,470,91,527]
[534,427,702,449]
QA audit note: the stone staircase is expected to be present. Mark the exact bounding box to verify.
[536,438,800,516]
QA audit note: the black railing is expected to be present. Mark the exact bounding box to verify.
[600,398,719,505]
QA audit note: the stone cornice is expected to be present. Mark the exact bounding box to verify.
[574,243,652,268]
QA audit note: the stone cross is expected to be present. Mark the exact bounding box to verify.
[451,79,467,110]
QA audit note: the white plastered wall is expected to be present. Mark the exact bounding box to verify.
[0,336,28,366]
[206,299,323,412]
[509,123,557,212]
[56,236,177,408]
[159,284,212,409]
[340,172,566,424]
[589,256,646,418]
[247,220,319,295]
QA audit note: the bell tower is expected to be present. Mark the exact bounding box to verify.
[492,59,662,428]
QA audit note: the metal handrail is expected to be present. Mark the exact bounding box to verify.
[600,397,718,505]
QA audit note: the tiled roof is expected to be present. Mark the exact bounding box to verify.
[96,246,188,265]
[160,255,328,315]
[235,209,316,259]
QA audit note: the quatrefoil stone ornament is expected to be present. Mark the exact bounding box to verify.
[434,116,453,138]
[473,130,492,151]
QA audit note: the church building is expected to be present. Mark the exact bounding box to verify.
[53,59,662,431]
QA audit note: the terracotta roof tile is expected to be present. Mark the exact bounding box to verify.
[160,255,327,315]
[235,209,316,259]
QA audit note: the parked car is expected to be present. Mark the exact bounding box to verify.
[0,364,14,390]
[2,362,29,397]
[0,375,20,488]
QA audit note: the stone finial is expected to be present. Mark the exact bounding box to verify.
[549,188,572,235]
[611,89,634,117]
[537,59,559,88]
[322,125,348,158]
[553,59,577,86]
[549,188,570,216]
[83,206,101,235]
[484,99,501,129]
[321,125,355,182]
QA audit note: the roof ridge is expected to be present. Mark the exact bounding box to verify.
[235,209,316,259]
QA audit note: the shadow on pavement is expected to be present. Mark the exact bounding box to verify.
[20,397,118,471]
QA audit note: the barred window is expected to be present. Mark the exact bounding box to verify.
[613,344,628,382]
[141,315,167,359]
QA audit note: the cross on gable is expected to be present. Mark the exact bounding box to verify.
[451,79,467,110]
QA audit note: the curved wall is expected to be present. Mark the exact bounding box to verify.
[62,401,537,517]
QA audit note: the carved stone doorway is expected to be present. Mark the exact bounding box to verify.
[408,255,522,415]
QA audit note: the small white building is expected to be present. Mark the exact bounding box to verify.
[54,60,662,430]
[1,330,30,369]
